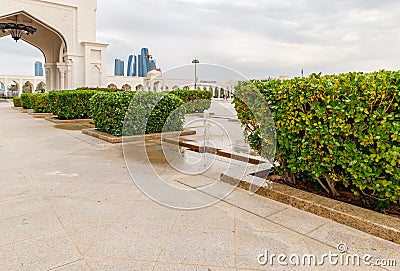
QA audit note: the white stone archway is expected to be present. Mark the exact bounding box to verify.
[0,0,108,90]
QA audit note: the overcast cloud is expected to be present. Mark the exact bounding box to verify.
[1,0,399,78]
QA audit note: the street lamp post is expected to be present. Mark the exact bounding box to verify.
[192,59,199,89]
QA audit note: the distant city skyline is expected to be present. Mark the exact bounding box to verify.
[116,47,158,77]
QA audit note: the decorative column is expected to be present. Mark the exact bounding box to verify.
[66,59,73,90]
[44,63,57,91]
[57,64,66,90]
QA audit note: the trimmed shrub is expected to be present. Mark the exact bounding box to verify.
[90,91,136,136]
[233,71,400,212]
[31,93,51,113]
[20,93,34,109]
[13,96,21,107]
[169,89,212,113]
[90,91,184,136]
[124,92,184,135]
[49,90,97,119]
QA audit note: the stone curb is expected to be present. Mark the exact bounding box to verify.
[29,112,54,118]
[13,107,34,113]
[45,116,93,124]
[220,172,400,244]
[82,128,197,144]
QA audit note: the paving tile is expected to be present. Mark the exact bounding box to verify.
[87,257,156,271]
[90,183,143,206]
[39,180,105,199]
[0,195,49,221]
[154,262,235,270]
[235,228,333,270]
[267,206,329,234]
[121,200,180,227]
[50,260,91,271]
[0,181,39,203]
[0,209,62,246]
[307,221,400,265]
[57,200,126,223]
[176,205,235,230]
[87,222,171,261]
[0,231,81,271]
[233,207,286,232]
[62,220,115,255]
[225,188,288,218]
[177,175,218,188]
[159,226,236,267]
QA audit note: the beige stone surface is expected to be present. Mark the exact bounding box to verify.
[0,102,399,271]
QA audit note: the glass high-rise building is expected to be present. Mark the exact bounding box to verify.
[114,58,124,76]
[127,55,133,76]
[149,60,156,70]
[136,48,152,77]
[132,55,137,76]
[34,61,43,76]
[127,55,138,77]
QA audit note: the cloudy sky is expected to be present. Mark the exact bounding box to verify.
[0,0,399,79]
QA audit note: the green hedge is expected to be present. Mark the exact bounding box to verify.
[233,70,400,211]
[91,91,184,136]
[20,93,34,109]
[31,93,51,113]
[169,89,212,113]
[13,96,21,107]
[90,91,136,136]
[49,90,97,119]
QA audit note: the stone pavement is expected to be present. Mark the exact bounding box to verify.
[0,101,399,271]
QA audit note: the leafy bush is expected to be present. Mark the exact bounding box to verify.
[169,89,212,113]
[31,93,51,113]
[20,93,34,109]
[90,91,136,136]
[13,96,21,107]
[91,91,184,136]
[49,90,97,119]
[233,71,400,212]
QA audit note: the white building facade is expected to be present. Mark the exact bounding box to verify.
[0,0,108,90]
[0,0,237,96]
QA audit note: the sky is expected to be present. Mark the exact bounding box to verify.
[0,0,400,79]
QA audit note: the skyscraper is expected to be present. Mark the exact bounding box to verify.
[149,59,157,70]
[114,58,124,76]
[34,61,43,76]
[138,54,143,77]
[136,48,152,77]
[127,55,138,77]
[132,55,137,76]
[127,55,133,76]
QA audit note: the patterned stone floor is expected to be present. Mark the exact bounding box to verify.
[0,101,399,271]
